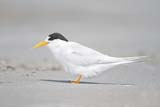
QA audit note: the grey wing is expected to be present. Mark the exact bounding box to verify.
[65,42,120,66]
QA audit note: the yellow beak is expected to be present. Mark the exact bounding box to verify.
[33,41,49,48]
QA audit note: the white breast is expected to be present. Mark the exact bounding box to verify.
[47,40,75,72]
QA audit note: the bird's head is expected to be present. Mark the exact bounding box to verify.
[33,32,68,48]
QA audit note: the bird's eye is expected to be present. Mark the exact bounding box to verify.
[48,37,54,41]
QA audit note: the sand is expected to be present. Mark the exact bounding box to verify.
[0,59,160,107]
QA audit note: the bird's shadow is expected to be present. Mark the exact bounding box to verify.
[40,79,135,86]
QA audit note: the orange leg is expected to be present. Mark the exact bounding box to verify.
[71,74,82,84]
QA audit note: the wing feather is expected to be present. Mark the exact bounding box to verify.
[64,42,119,66]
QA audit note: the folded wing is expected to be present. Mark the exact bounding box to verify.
[64,42,123,66]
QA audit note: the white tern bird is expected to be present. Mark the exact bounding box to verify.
[33,32,146,84]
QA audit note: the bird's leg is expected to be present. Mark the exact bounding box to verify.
[71,74,82,84]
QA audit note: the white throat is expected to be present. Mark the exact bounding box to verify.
[47,39,68,54]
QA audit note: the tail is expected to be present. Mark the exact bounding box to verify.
[85,56,148,78]
[122,56,148,63]
[107,56,148,67]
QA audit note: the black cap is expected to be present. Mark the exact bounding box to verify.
[48,32,68,42]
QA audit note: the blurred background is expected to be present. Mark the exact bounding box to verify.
[0,0,160,87]
[0,0,160,61]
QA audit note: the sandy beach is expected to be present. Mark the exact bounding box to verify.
[0,59,160,107]
[0,71,160,107]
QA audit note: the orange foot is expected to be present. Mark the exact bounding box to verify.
[71,80,80,84]
[70,74,82,84]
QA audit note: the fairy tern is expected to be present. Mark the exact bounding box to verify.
[33,32,146,84]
